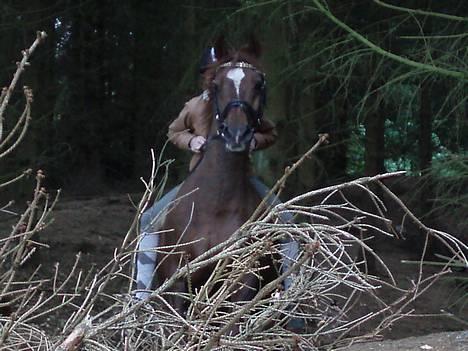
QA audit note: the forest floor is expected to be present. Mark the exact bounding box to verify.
[1,193,467,350]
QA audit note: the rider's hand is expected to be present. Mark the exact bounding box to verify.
[189,136,206,153]
[249,137,257,151]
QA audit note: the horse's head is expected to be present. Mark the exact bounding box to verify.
[209,37,266,152]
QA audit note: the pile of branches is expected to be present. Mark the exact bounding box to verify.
[70,169,464,351]
[0,33,466,351]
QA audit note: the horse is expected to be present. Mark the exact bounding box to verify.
[156,39,278,316]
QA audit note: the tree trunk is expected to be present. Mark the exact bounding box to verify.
[260,15,291,190]
[419,80,433,217]
[297,70,322,191]
[364,108,385,176]
[328,96,349,180]
[419,81,432,173]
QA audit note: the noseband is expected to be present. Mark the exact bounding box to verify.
[213,62,266,137]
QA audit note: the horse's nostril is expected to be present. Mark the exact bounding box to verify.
[234,128,249,144]
[243,127,253,138]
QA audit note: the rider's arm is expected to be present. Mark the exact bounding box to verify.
[253,118,278,151]
[167,103,196,151]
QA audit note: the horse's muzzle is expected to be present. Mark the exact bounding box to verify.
[222,126,254,153]
[226,143,247,152]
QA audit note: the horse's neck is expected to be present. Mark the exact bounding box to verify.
[191,139,251,202]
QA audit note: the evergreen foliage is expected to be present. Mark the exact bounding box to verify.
[1,1,466,213]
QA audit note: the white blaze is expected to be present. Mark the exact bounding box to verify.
[226,68,245,97]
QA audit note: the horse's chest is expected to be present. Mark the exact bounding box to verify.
[190,207,247,236]
[162,178,259,251]
[166,199,252,243]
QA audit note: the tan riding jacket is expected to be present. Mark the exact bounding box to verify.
[168,93,277,171]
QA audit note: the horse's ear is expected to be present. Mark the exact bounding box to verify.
[241,35,262,58]
[213,35,229,60]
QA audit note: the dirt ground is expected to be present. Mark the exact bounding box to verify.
[346,330,468,351]
[1,193,467,349]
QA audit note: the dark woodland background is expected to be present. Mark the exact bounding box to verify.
[1,1,467,221]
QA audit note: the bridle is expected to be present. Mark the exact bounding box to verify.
[212,61,266,138]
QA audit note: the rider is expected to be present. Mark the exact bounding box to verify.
[134,47,299,300]
[167,48,277,171]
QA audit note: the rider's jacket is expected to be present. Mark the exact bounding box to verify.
[168,93,277,171]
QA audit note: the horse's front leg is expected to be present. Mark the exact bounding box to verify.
[170,280,187,316]
[158,256,188,316]
[224,273,259,335]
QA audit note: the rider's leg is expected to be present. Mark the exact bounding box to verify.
[248,176,292,222]
[249,176,303,330]
[134,185,181,300]
[249,177,299,290]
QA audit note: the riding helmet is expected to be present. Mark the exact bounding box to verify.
[199,47,217,73]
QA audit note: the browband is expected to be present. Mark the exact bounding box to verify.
[218,61,261,72]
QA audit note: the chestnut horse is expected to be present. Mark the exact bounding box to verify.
[157,40,276,313]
